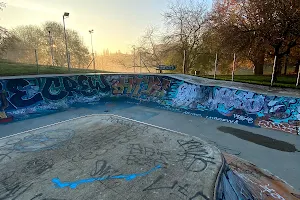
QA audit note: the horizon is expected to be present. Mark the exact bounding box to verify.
[1,0,213,54]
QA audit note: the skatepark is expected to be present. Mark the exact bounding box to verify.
[0,73,299,200]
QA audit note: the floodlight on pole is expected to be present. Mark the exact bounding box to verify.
[63,12,70,71]
[89,29,95,71]
[46,27,54,66]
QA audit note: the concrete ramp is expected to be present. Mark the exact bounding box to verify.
[0,115,223,200]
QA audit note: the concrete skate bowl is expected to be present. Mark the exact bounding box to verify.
[0,74,299,135]
[0,74,300,200]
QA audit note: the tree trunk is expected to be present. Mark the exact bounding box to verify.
[284,54,289,75]
[275,56,284,76]
[272,47,280,83]
[253,49,265,75]
[272,45,284,83]
[254,62,264,75]
[182,49,189,74]
[182,49,186,74]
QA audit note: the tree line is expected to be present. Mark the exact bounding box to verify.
[1,0,300,80]
[0,20,90,68]
[136,0,300,81]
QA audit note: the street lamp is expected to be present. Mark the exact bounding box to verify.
[89,29,95,71]
[46,27,54,66]
[63,12,70,71]
[133,45,136,73]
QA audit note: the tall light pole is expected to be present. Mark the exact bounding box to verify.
[46,27,54,66]
[139,48,142,73]
[89,29,95,71]
[63,12,70,72]
[133,45,136,73]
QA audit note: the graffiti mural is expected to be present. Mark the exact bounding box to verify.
[166,82,300,135]
[0,75,111,120]
[0,88,13,123]
[110,75,171,100]
[0,90,8,118]
[0,74,299,135]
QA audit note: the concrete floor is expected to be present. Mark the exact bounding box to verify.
[1,101,300,192]
[0,115,222,200]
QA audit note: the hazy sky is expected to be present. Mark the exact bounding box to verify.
[1,0,212,54]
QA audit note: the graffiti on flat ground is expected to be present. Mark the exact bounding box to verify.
[1,115,220,199]
[177,139,216,172]
[14,130,74,152]
[0,170,34,200]
[0,129,74,166]
[122,143,171,168]
[143,174,210,200]
[52,163,162,189]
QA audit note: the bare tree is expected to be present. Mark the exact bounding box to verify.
[136,27,164,68]
[163,0,207,74]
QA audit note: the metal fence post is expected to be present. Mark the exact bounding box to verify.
[271,56,277,86]
[183,50,186,74]
[232,53,236,81]
[296,64,300,87]
[139,51,142,74]
[68,52,71,70]
[35,49,39,74]
[214,53,218,79]
[133,46,136,73]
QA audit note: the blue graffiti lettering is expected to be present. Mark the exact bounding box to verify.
[6,79,43,107]
[63,77,79,96]
[78,75,95,96]
[42,78,68,101]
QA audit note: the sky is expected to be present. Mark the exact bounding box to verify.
[1,0,212,54]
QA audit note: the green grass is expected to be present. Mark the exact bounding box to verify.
[0,60,109,77]
[201,75,300,89]
[1,60,299,90]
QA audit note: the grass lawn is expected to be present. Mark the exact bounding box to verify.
[0,60,109,77]
[1,60,299,90]
[201,75,300,89]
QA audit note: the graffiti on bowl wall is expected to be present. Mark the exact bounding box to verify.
[0,90,9,119]
[0,74,299,135]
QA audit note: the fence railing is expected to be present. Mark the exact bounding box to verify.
[1,48,300,87]
[1,48,94,74]
[193,52,299,87]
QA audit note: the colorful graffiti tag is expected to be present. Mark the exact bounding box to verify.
[0,75,110,120]
[0,74,299,135]
[0,89,12,123]
[111,76,171,99]
[166,82,300,135]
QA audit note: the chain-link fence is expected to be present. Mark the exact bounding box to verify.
[1,47,93,74]
[3,48,38,66]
